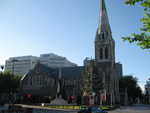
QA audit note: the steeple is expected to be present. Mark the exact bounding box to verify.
[95,0,115,63]
[97,0,111,35]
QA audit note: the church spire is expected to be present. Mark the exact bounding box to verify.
[95,0,115,63]
[98,0,111,35]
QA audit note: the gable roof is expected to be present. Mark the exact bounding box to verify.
[21,62,58,81]
[61,66,84,79]
[21,63,84,81]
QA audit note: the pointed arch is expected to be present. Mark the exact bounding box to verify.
[101,32,105,40]
[99,48,103,59]
[105,47,109,59]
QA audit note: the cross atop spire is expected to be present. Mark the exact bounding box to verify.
[98,0,111,34]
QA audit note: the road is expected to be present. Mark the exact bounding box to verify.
[1,104,150,113]
[109,104,150,113]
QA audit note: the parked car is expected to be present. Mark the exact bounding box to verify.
[78,106,108,113]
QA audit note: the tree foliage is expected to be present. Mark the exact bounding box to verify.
[83,68,93,96]
[0,71,21,94]
[123,0,150,50]
[83,60,104,96]
[92,66,104,93]
[119,75,142,103]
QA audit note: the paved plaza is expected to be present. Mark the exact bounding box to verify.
[109,105,150,113]
[31,104,150,113]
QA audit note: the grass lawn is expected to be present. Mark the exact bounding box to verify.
[45,105,112,110]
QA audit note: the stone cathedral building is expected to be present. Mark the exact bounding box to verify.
[21,0,122,105]
[95,0,121,104]
[83,0,122,105]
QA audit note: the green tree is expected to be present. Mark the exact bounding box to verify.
[92,66,104,93]
[83,61,104,96]
[119,75,143,103]
[123,0,150,50]
[0,71,21,94]
[83,68,93,96]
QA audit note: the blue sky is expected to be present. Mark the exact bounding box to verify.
[0,0,149,90]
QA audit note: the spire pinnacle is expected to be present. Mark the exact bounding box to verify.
[98,0,111,34]
[101,0,106,11]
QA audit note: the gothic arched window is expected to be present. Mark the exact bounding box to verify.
[99,48,103,59]
[105,47,109,59]
[101,32,104,40]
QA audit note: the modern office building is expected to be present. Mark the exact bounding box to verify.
[5,56,38,76]
[39,53,77,68]
[115,63,123,79]
[5,53,77,76]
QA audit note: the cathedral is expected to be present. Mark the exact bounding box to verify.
[83,0,122,105]
[21,0,122,105]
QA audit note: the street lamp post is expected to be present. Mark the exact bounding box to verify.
[0,65,4,72]
[1,65,4,71]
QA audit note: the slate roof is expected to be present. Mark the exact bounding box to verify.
[21,63,58,81]
[61,66,84,79]
[21,63,84,81]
